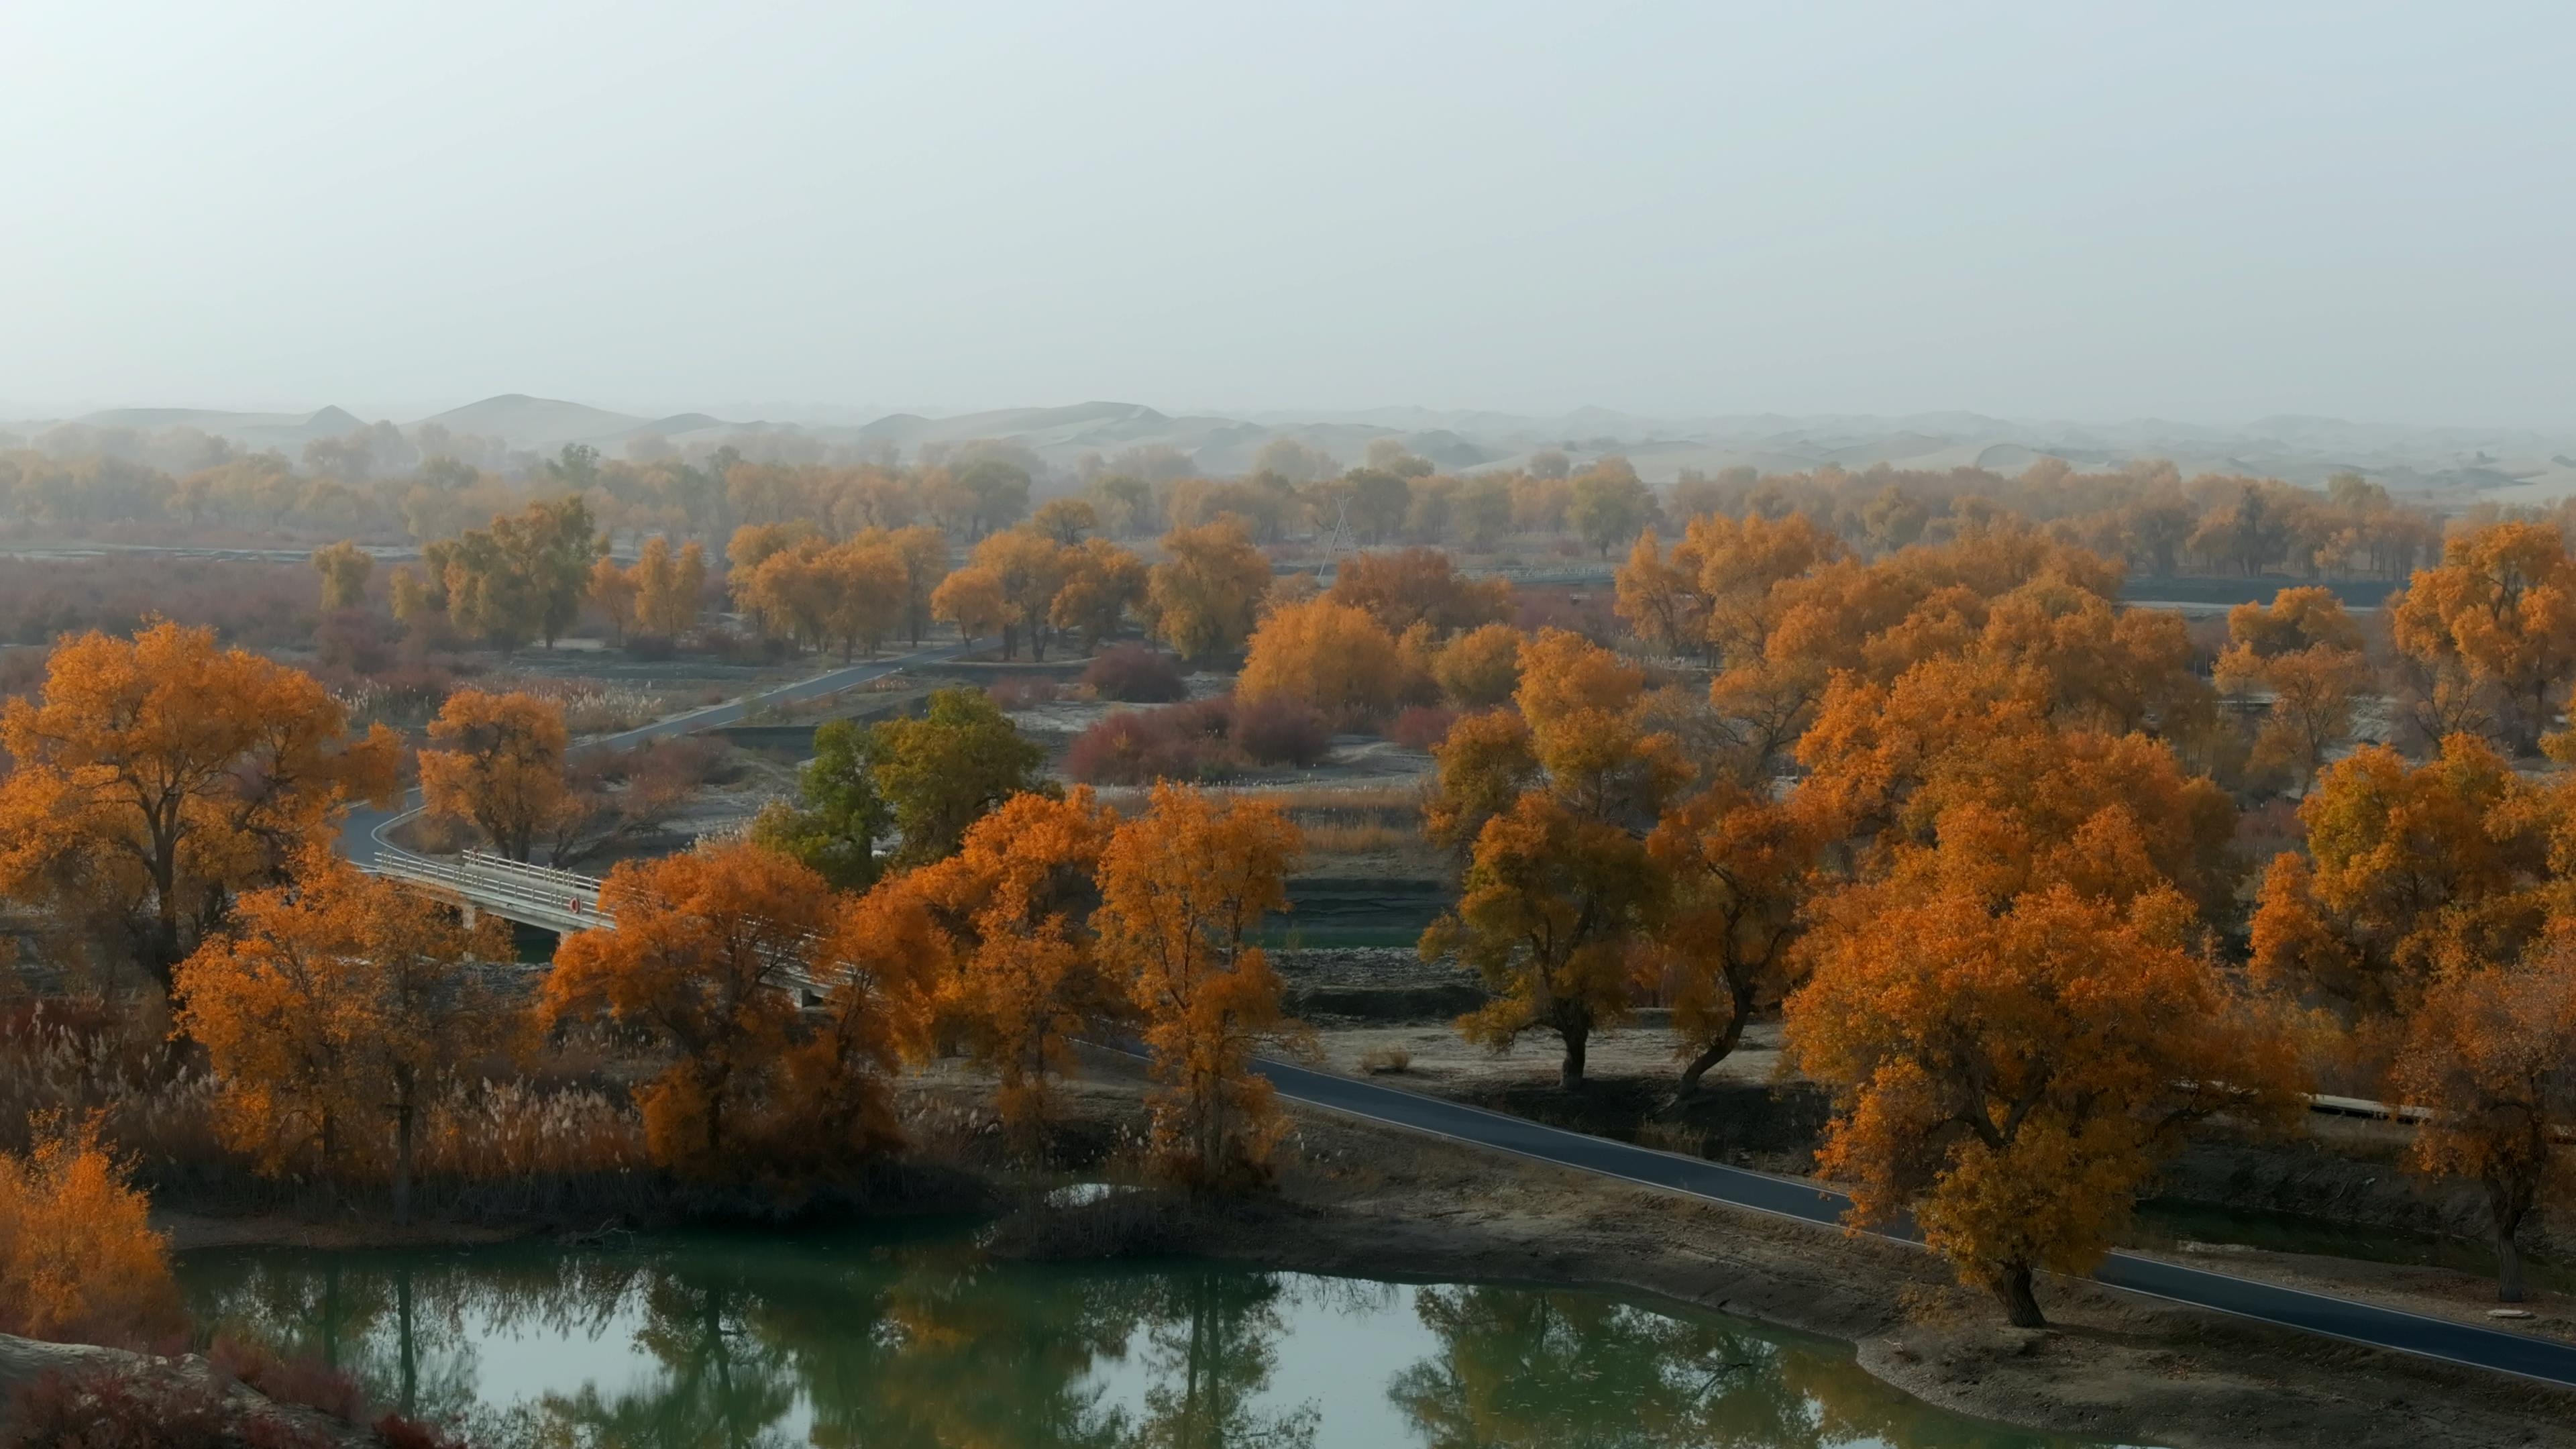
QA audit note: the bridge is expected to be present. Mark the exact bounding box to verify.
[367,837,608,935]
[341,641,965,930]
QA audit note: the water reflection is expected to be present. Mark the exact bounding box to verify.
[181,1232,2108,1448]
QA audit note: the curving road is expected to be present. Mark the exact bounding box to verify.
[337,643,964,869]
[1252,1057,2576,1388]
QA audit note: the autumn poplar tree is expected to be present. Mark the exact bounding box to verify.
[417,689,572,862]
[0,621,400,990]
[1146,518,1271,663]
[1790,869,2303,1326]
[1096,783,1307,1188]
[1235,598,1409,724]
[2388,521,2576,751]
[543,843,840,1167]
[1644,777,1819,1096]
[1422,630,1682,1087]
[311,539,373,611]
[2214,586,2372,793]
[909,788,1124,1135]
[2387,950,2576,1302]
[174,854,507,1222]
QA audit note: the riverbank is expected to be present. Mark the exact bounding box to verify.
[997,1070,2576,1449]
[146,1063,2576,1449]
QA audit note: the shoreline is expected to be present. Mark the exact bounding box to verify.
[154,1073,2576,1449]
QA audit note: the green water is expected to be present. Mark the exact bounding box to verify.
[178,1226,2133,1449]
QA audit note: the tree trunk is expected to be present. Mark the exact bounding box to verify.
[392,1071,415,1227]
[1677,985,1755,1097]
[1560,1025,1588,1089]
[1992,1261,2046,1327]
[2491,1177,2532,1303]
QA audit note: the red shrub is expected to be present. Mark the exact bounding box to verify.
[1065,699,1235,785]
[1385,705,1458,749]
[1081,645,1187,702]
[1233,694,1330,767]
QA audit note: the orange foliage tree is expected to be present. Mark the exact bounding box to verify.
[0,1115,182,1348]
[1095,783,1307,1188]
[2213,586,2372,793]
[2387,950,2576,1302]
[633,534,709,639]
[1644,777,1820,1095]
[1422,631,1684,1087]
[1430,623,1523,708]
[1235,598,1410,724]
[1790,870,2303,1326]
[0,621,400,990]
[2389,521,2576,751]
[1326,547,1513,636]
[1146,519,1271,663]
[908,788,1124,1135]
[172,855,508,1221]
[930,565,1012,653]
[417,689,571,862]
[1049,536,1150,653]
[543,843,849,1169]
[2247,735,2551,1020]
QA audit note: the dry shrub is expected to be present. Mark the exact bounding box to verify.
[0,557,317,651]
[1299,822,1413,855]
[0,1114,184,1348]
[1065,700,1236,785]
[207,1338,368,1424]
[1232,694,1330,766]
[1081,644,1187,702]
[987,676,1063,710]
[1358,1046,1411,1075]
[0,1002,225,1187]
[5,1365,322,1449]
[1386,704,1458,749]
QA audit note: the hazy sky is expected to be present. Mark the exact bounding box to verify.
[7,2,2572,425]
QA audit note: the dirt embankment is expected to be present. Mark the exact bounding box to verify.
[1007,1070,2576,1449]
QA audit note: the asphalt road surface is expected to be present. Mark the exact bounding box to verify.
[337,642,963,867]
[1254,1057,2576,1388]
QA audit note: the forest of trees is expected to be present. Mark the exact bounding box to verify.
[7,441,2576,1417]
[0,417,2485,589]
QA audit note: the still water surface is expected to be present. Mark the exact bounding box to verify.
[178,1226,2131,1448]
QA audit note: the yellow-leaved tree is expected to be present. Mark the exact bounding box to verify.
[417,689,571,863]
[2387,949,2576,1303]
[1095,783,1307,1189]
[173,853,509,1222]
[0,1115,183,1348]
[907,788,1124,1136]
[1790,869,2303,1326]
[1421,630,1683,1087]
[0,621,400,991]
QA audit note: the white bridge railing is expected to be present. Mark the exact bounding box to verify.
[366,847,610,935]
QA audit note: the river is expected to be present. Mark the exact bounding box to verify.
[177,1224,2135,1448]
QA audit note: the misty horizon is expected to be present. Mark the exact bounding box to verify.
[9,3,2574,426]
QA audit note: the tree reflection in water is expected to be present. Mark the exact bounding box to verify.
[184,1237,2091,1449]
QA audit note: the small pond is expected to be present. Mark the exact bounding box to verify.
[180,1225,2137,1448]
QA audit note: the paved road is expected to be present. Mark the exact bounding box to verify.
[1253,1058,2576,1388]
[338,643,964,868]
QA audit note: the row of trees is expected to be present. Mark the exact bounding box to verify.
[4,419,2471,587]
